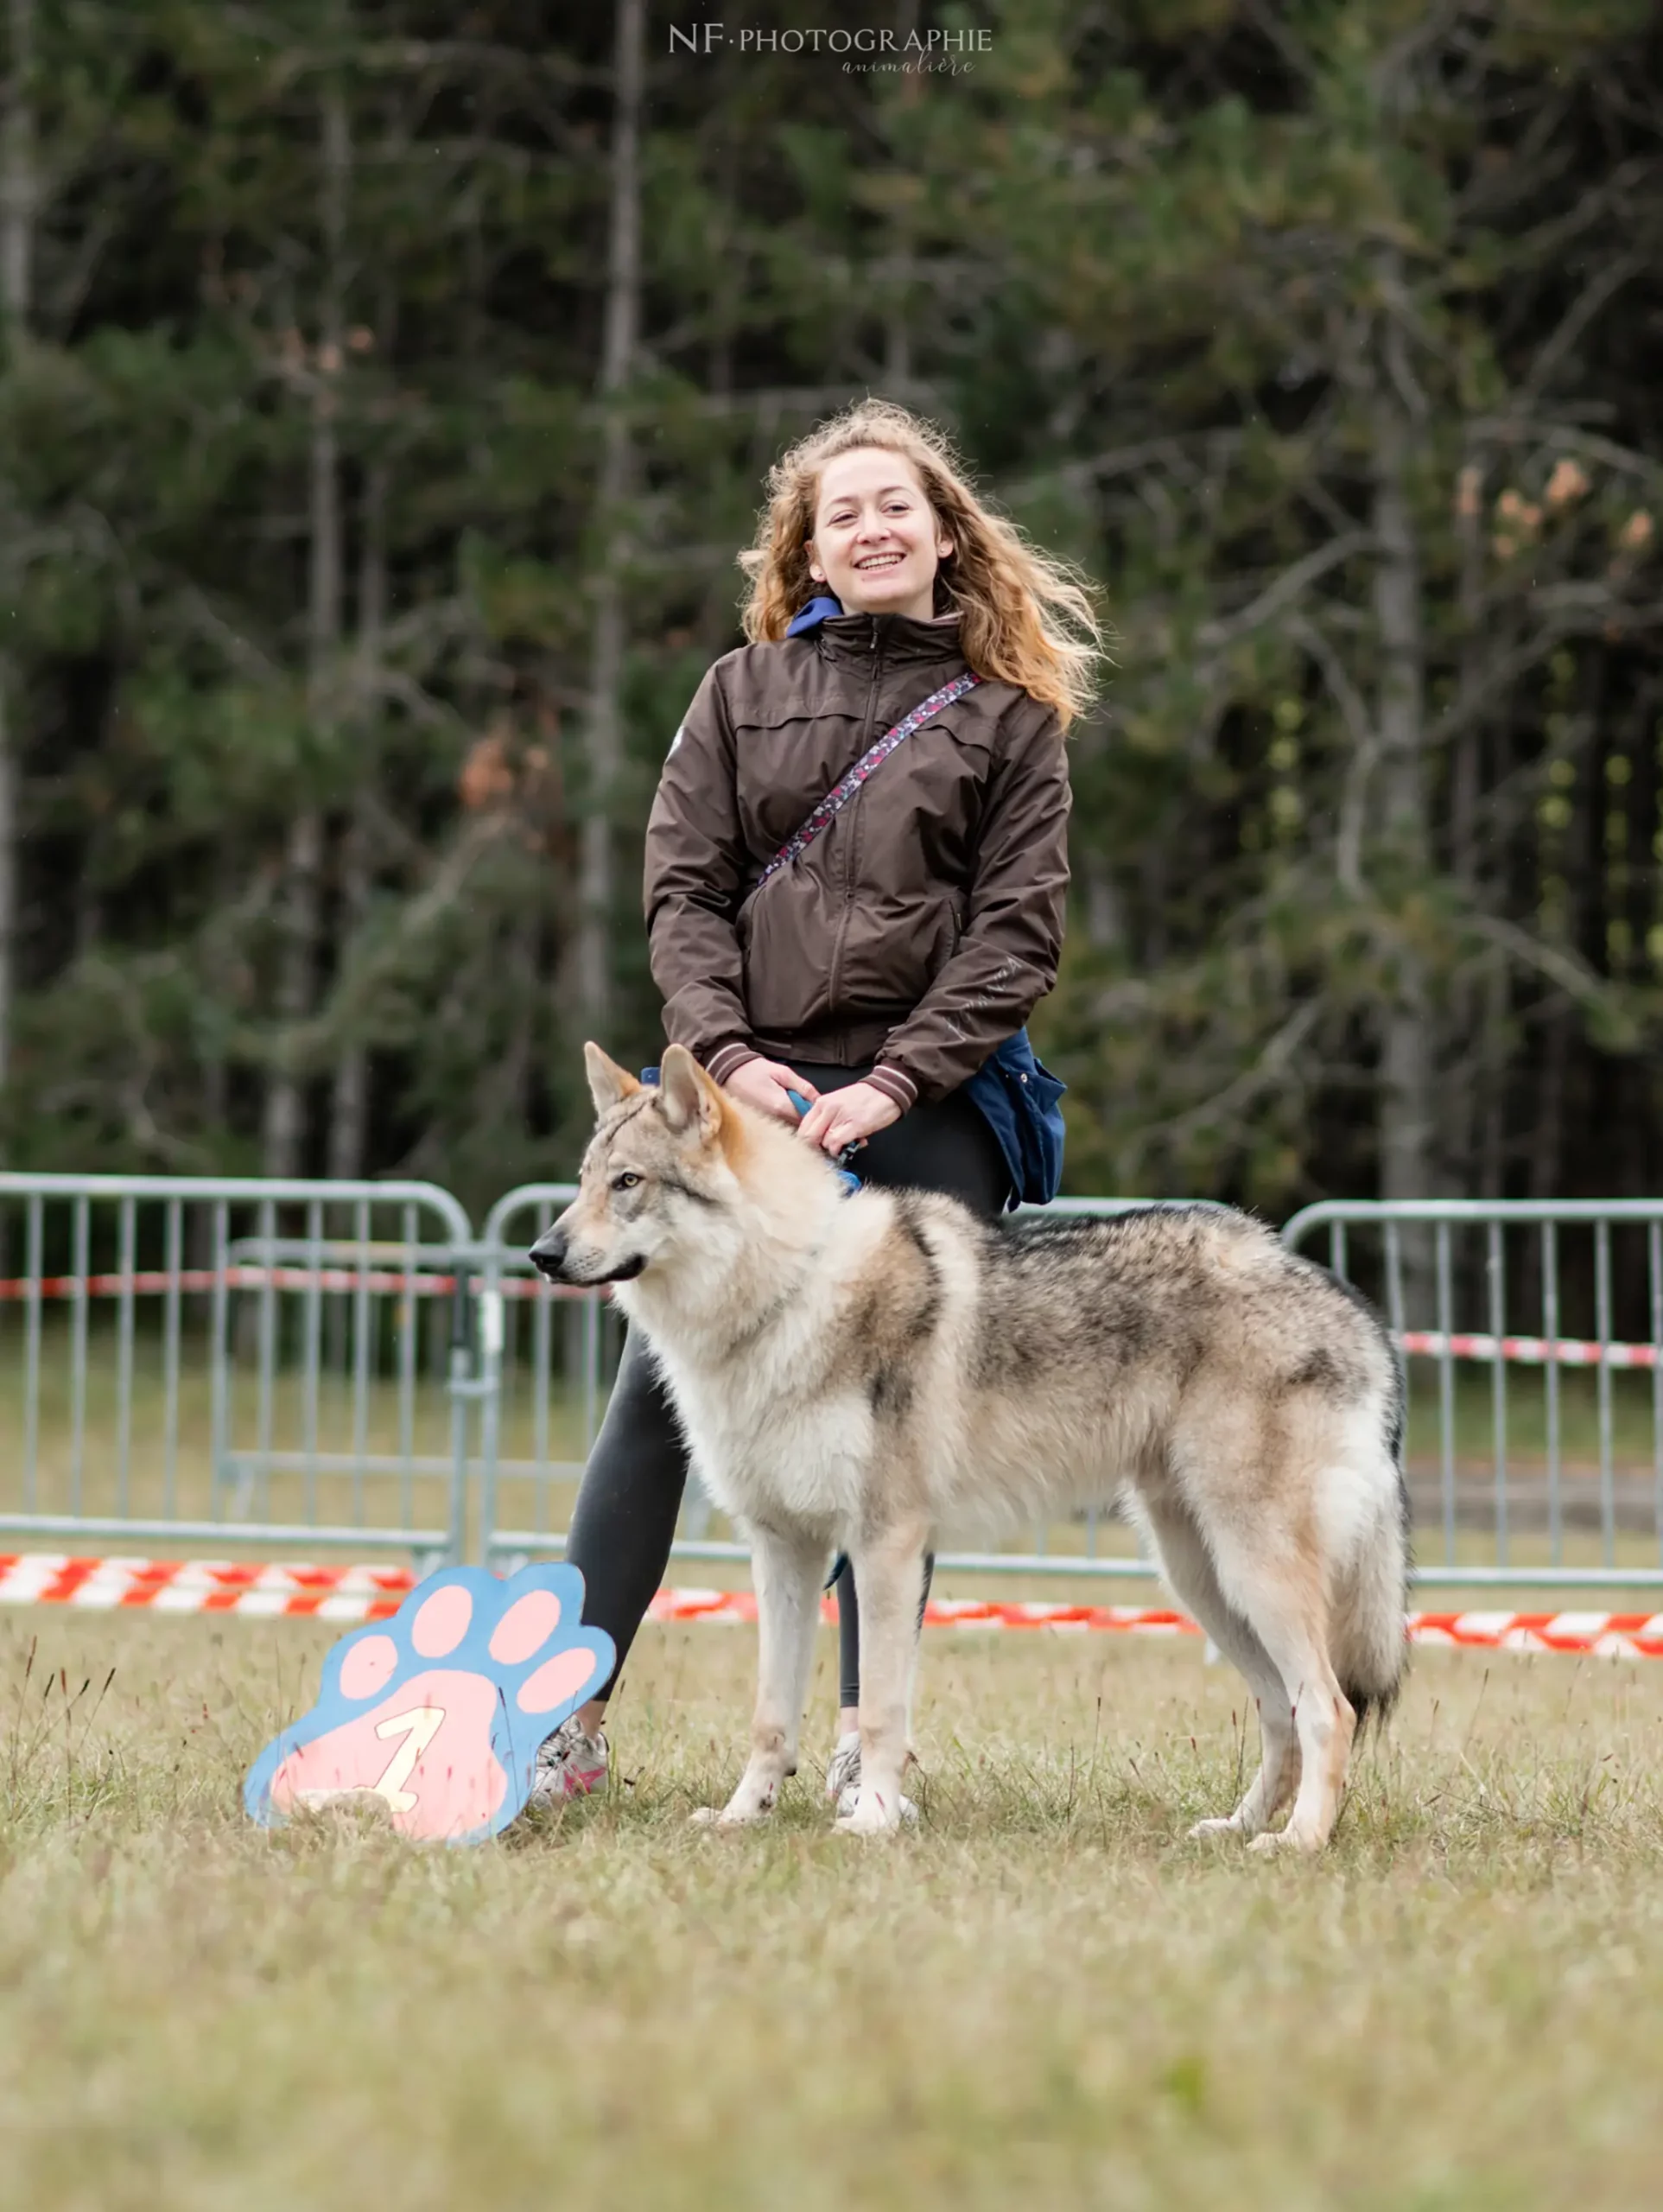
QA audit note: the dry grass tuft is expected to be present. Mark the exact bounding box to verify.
[2,1611,1661,2209]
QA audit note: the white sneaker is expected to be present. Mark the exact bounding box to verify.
[824,1729,918,1824]
[526,1715,609,1808]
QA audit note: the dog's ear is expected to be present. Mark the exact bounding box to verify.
[584,1043,641,1116]
[657,1043,725,1141]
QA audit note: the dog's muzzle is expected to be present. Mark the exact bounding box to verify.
[528,1224,646,1287]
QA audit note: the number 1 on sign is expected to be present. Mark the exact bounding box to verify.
[371,1705,446,1812]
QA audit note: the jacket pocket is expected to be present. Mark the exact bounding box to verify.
[739,872,839,1033]
[836,892,957,1012]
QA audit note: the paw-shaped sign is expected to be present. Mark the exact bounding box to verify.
[244,1564,614,1844]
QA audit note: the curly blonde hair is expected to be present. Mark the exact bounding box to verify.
[737,398,1103,727]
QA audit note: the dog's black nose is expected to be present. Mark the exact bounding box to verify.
[528,1225,568,1281]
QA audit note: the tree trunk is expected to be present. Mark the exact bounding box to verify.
[326,454,381,1374]
[1445,445,1484,1185]
[263,67,349,1178]
[1528,1007,1570,1200]
[573,0,644,1039]
[1478,955,1507,1201]
[326,816,368,1182]
[1369,330,1440,1324]
[0,0,33,1090]
[1372,387,1435,1209]
[328,461,385,1184]
[882,0,921,391]
[0,680,14,1091]
[2,0,30,319]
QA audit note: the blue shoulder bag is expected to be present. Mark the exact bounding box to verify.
[963,1030,1068,1211]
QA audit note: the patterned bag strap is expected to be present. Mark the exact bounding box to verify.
[752,670,982,893]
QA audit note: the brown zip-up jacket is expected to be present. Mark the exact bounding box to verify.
[643,608,1071,1110]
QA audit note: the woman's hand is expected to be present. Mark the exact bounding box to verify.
[721,1058,818,1125]
[797,1080,902,1158]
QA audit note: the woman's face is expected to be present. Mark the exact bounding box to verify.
[806,448,954,622]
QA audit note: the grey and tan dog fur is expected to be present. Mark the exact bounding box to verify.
[531,1044,1409,1853]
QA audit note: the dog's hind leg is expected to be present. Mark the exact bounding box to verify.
[1136,1498,1298,1840]
[838,1517,930,1837]
[1203,1516,1355,1854]
[694,1521,827,1830]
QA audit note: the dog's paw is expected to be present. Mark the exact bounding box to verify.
[245,1565,613,1845]
[688,1806,764,1832]
[689,1782,778,1830]
[832,1788,905,1838]
[1246,1824,1324,1858]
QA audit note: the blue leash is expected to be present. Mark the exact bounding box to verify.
[786,1089,863,1194]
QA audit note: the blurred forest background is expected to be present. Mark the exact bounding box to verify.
[0,0,1660,1217]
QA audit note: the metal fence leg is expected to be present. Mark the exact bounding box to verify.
[447,1266,474,1567]
[476,1261,505,1569]
[209,1201,230,1517]
[446,1348,472,1567]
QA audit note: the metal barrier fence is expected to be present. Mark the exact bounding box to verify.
[0,1173,476,1566]
[8,1172,1663,1595]
[1281,1199,1663,1591]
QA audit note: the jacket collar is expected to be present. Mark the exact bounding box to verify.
[784,594,845,638]
[787,592,965,668]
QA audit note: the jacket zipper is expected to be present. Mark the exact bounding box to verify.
[825,615,883,1016]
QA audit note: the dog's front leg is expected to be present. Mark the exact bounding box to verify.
[692,1521,827,1830]
[837,1519,930,1837]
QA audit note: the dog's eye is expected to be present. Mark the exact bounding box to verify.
[611,1172,642,1192]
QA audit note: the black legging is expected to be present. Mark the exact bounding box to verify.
[564,1062,1011,1705]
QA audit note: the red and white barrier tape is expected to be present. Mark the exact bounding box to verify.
[0,1554,417,1619]
[3,1556,1662,1657]
[1404,1609,1663,1658]
[644,1587,1201,1637]
[648,1588,1663,1659]
[0,1267,580,1302]
[1397,1329,1663,1370]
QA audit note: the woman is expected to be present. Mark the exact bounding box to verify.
[531,397,1100,1815]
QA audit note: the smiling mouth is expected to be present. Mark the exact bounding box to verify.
[854,553,904,570]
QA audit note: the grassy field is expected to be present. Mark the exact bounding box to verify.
[3,1608,1662,2210]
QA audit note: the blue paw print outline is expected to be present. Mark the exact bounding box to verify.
[244,1562,615,1846]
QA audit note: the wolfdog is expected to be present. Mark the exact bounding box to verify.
[530,1045,1408,1852]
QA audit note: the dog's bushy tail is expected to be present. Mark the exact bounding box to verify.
[1333,1363,1411,1737]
